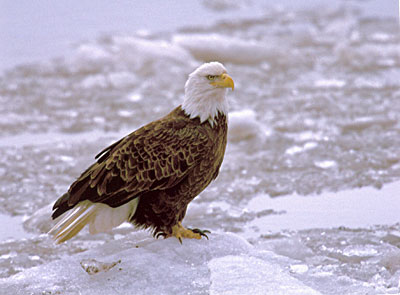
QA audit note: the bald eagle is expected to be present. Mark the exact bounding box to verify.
[49,62,234,244]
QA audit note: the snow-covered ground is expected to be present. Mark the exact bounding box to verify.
[0,0,399,294]
[0,232,322,295]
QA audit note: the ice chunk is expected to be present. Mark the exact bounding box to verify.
[342,244,379,258]
[314,79,346,88]
[127,93,143,102]
[173,34,274,64]
[81,74,108,89]
[228,109,265,142]
[289,264,309,274]
[314,160,337,169]
[0,232,321,295]
[23,203,53,234]
[209,255,320,295]
[113,36,193,69]
[108,71,137,88]
[285,142,317,155]
[340,116,397,133]
[117,110,134,118]
[72,44,113,72]
[75,44,111,62]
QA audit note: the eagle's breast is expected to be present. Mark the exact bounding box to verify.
[185,109,228,197]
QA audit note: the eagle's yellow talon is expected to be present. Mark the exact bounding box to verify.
[171,223,205,243]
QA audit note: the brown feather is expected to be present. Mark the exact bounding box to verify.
[53,107,226,220]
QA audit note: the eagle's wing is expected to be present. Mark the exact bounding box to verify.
[52,116,209,219]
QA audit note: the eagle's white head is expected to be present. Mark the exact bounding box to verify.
[182,62,234,125]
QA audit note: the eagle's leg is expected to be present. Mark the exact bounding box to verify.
[170,222,209,244]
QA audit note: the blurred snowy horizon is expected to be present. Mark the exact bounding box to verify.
[0,0,400,294]
[0,0,397,71]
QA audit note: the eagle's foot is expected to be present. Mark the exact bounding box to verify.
[187,228,210,240]
[171,222,209,244]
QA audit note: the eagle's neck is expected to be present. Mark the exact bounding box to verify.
[182,87,228,126]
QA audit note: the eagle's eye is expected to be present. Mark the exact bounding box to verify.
[206,75,217,81]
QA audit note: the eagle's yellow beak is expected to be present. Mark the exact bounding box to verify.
[211,73,234,90]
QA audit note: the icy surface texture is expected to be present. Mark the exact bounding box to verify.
[0,233,321,295]
[256,226,400,294]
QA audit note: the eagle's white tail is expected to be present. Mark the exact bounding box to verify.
[49,198,139,244]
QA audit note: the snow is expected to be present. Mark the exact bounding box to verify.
[313,160,337,169]
[0,232,320,294]
[209,255,320,295]
[314,79,346,88]
[173,34,274,64]
[111,36,193,70]
[228,109,264,142]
